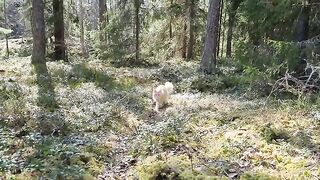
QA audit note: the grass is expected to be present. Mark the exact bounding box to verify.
[0,49,320,179]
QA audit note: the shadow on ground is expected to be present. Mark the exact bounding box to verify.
[33,63,71,136]
[33,63,59,111]
[54,63,149,116]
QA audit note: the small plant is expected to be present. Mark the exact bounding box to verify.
[0,80,23,103]
[37,115,70,136]
[131,114,186,157]
[22,136,107,179]
[69,63,121,90]
[17,45,32,57]
[260,124,289,143]
[191,74,244,93]
[191,75,224,93]
[289,130,313,148]
[37,95,59,112]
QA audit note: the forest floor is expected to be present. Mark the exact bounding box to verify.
[1,39,320,179]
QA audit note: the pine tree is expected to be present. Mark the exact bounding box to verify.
[32,0,46,64]
[53,0,66,61]
[200,0,221,74]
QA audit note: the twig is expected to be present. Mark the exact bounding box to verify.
[268,63,320,98]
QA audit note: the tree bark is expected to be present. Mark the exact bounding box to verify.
[32,0,46,64]
[53,0,66,61]
[99,0,106,42]
[295,1,310,73]
[106,3,109,24]
[226,0,241,57]
[186,0,196,60]
[79,0,88,57]
[65,0,72,60]
[4,0,9,59]
[181,0,188,59]
[200,0,221,74]
[169,0,173,39]
[221,1,227,58]
[134,0,140,61]
[181,22,187,59]
[296,4,310,42]
[217,0,223,58]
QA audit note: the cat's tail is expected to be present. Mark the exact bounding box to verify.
[164,82,174,94]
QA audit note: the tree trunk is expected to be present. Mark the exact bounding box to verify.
[65,0,72,60]
[221,1,227,58]
[181,22,187,59]
[99,0,106,42]
[53,0,66,61]
[32,0,46,64]
[134,0,140,62]
[106,3,109,24]
[216,0,223,58]
[21,11,26,43]
[169,0,173,39]
[27,0,33,30]
[79,0,88,57]
[295,1,310,73]
[186,0,196,60]
[181,0,188,59]
[106,2,109,42]
[296,4,310,42]
[200,0,221,74]
[4,0,9,59]
[226,0,241,57]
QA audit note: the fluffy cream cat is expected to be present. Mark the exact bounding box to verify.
[152,82,174,112]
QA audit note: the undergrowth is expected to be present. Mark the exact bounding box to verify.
[1,53,320,179]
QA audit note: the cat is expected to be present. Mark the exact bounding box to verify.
[152,82,174,112]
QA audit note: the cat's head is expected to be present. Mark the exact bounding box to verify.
[153,89,162,98]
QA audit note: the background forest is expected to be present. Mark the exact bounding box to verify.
[0,0,320,179]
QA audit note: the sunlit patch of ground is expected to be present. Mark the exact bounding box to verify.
[0,51,320,179]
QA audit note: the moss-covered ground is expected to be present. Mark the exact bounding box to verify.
[1,39,320,179]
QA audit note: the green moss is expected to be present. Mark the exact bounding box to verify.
[260,124,289,143]
[216,112,242,126]
[136,155,230,180]
[137,161,170,179]
[240,172,280,180]
[179,169,228,180]
[69,81,82,89]
[25,76,37,85]
[71,152,105,177]
[85,144,111,161]
[136,156,183,178]
[119,77,137,90]
[85,157,104,177]
[80,173,95,180]
[1,172,38,180]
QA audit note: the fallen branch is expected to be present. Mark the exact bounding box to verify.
[268,63,320,99]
